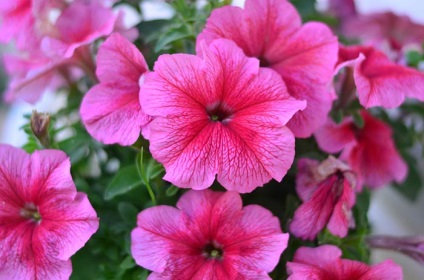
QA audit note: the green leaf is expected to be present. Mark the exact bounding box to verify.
[406,50,422,67]
[352,111,364,128]
[118,202,139,225]
[165,185,179,197]
[119,255,136,270]
[104,165,143,200]
[137,19,170,44]
[154,25,194,52]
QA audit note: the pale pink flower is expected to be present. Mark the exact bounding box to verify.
[140,39,306,193]
[0,144,99,280]
[3,54,83,103]
[287,245,403,280]
[40,0,116,59]
[290,156,356,240]
[343,12,424,52]
[131,189,289,279]
[336,45,424,108]
[80,33,151,145]
[315,110,407,189]
[328,0,357,20]
[0,0,42,53]
[197,0,338,137]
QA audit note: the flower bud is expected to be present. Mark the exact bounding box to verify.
[30,110,50,148]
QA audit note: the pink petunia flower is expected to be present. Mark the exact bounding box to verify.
[140,39,306,193]
[2,0,133,104]
[3,53,83,104]
[343,12,424,53]
[290,156,356,240]
[314,110,408,189]
[287,245,403,280]
[80,33,151,145]
[131,189,289,279]
[197,0,338,137]
[40,0,116,59]
[336,44,424,108]
[0,144,99,279]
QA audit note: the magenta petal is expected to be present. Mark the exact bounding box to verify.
[354,259,403,280]
[314,117,356,154]
[38,192,99,260]
[96,33,148,84]
[41,1,116,58]
[198,0,338,137]
[80,84,148,145]
[290,175,339,240]
[326,180,355,237]
[142,39,304,192]
[131,190,287,278]
[131,206,194,273]
[0,145,98,280]
[338,45,424,108]
[80,33,151,145]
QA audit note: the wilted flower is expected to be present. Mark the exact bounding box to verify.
[197,0,338,137]
[0,144,99,279]
[140,39,305,193]
[367,235,424,265]
[287,245,403,280]
[290,156,356,240]
[131,189,289,279]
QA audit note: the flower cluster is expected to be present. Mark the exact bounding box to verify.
[2,0,424,279]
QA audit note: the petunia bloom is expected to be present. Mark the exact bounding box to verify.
[140,39,306,193]
[287,245,403,280]
[197,0,338,137]
[343,11,424,53]
[314,110,408,189]
[80,33,151,145]
[131,189,289,279]
[336,45,424,108]
[0,144,99,279]
[40,0,116,59]
[290,156,356,240]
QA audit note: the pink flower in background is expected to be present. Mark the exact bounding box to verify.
[80,33,151,145]
[41,1,116,59]
[197,0,338,137]
[290,156,356,240]
[315,110,408,189]
[3,54,83,104]
[336,45,424,108]
[328,0,357,20]
[343,12,424,52]
[287,245,403,280]
[131,189,288,279]
[140,39,306,193]
[0,145,99,279]
[1,0,139,104]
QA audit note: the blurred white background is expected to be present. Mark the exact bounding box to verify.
[1,0,424,279]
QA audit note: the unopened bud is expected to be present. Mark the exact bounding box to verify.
[367,235,424,265]
[30,110,50,148]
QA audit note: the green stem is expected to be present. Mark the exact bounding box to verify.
[145,181,156,205]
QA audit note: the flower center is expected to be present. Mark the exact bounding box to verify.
[206,103,232,123]
[20,203,41,223]
[202,242,224,260]
[259,56,271,67]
